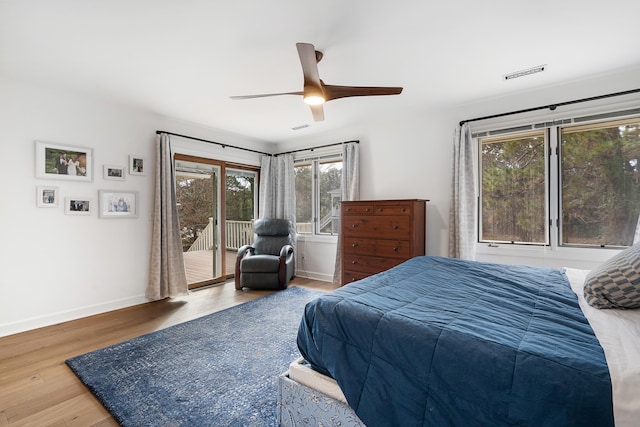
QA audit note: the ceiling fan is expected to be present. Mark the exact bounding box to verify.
[230,42,403,122]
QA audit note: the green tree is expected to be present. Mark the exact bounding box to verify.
[226,174,255,221]
[176,176,215,251]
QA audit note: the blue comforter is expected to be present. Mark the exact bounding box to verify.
[297,256,613,427]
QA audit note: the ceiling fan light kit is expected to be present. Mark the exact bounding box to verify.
[231,42,403,121]
[304,95,325,106]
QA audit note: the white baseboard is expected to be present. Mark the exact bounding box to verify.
[0,295,148,338]
[295,269,333,283]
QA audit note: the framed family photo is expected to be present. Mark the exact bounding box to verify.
[35,140,93,182]
[99,190,138,218]
[65,196,93,215]
[103,165,125,181]
[129,155,145,176]
[37,186,59,208]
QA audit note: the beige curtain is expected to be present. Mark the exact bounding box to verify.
[448,124,477,259]
[333,142,360,284]
[259,154,297,243]
[146,133,188,300]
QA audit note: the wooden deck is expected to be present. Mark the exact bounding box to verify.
[182,249,237,285]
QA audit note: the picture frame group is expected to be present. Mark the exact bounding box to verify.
[35,140,143,219]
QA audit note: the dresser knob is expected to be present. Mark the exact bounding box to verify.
[365,208,370,212]
[352,243,357,247]
[352,224,357,228]
[352,261,356,264]
[378,208,382,212]
[393,247,398,252]
[393,225,398,230]
[401,208,406,212]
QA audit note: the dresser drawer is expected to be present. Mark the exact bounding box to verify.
[343,238,376,255]
[343,216,411,239]
[344,238,410,259]
[375,240,411,258]
[343,270,371,284]
[373,203,413,216]
[343,254,404,274]
[343,204,374,215]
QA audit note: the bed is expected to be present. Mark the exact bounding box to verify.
[291,255,640,427]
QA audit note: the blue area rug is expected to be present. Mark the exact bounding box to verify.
[66,286,321,427]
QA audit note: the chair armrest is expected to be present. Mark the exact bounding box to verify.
[235,245,255,290]
[278,245,294,287]
[279,244,294,259]
[237,245,254,259]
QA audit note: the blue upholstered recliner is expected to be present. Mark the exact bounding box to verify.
[235,218,295,290]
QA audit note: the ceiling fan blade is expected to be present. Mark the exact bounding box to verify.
[323,85,403,102]
[310,104,325,122]
[296,43,322,89]
[230,91,303,100]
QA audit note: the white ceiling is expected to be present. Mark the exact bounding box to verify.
[2,1,640,143]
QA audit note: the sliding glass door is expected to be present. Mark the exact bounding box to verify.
[175,157,223,288]
[175,155,258,289]
[225,168,258,275]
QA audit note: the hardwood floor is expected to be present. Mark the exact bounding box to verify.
[0,278,338,426]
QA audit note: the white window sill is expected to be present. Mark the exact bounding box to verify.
[475,243,622,270]
[296,233,338,244]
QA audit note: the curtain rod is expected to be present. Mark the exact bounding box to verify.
[275,140,359,156]
[459,88,640,127]
[156,130,271,156]
[156,130,358,157]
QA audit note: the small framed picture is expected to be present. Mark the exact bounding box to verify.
[37,186,59,208]
[129,155,145,176]
[65,196,93,215]
[104,165,125,180]
[35,140,93,182]
[99,190,138,218]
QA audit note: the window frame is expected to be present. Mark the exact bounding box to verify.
[478,129,550,246]
[294,150,343,238]
[476,109,640,253]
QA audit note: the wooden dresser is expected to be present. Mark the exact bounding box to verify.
[341,199,427,285]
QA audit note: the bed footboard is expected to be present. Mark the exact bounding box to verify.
[277,371,365,427]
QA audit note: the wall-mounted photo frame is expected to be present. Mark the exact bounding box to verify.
[37,185,59,208]
[104,165,125,181]
[99,190,138,218]
[35,140,93,182]
[65,196,93,215]
[129,155,145,176]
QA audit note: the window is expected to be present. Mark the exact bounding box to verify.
[295,155,343,235]
[561,119,640,246]
[479,115,640,248]
[480,131,547,244]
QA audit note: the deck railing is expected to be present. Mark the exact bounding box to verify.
[187,219,255,252]
[187,219,317,252]
[226,220,254,250]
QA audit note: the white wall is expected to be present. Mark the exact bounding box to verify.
[3,66,640,336]
[279,66,640,274]
[0,76,271,337]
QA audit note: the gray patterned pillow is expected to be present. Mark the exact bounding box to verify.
[584,244,640,309]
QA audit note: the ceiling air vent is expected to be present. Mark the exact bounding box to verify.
[291,124,311,131]
[503,65,547,81]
